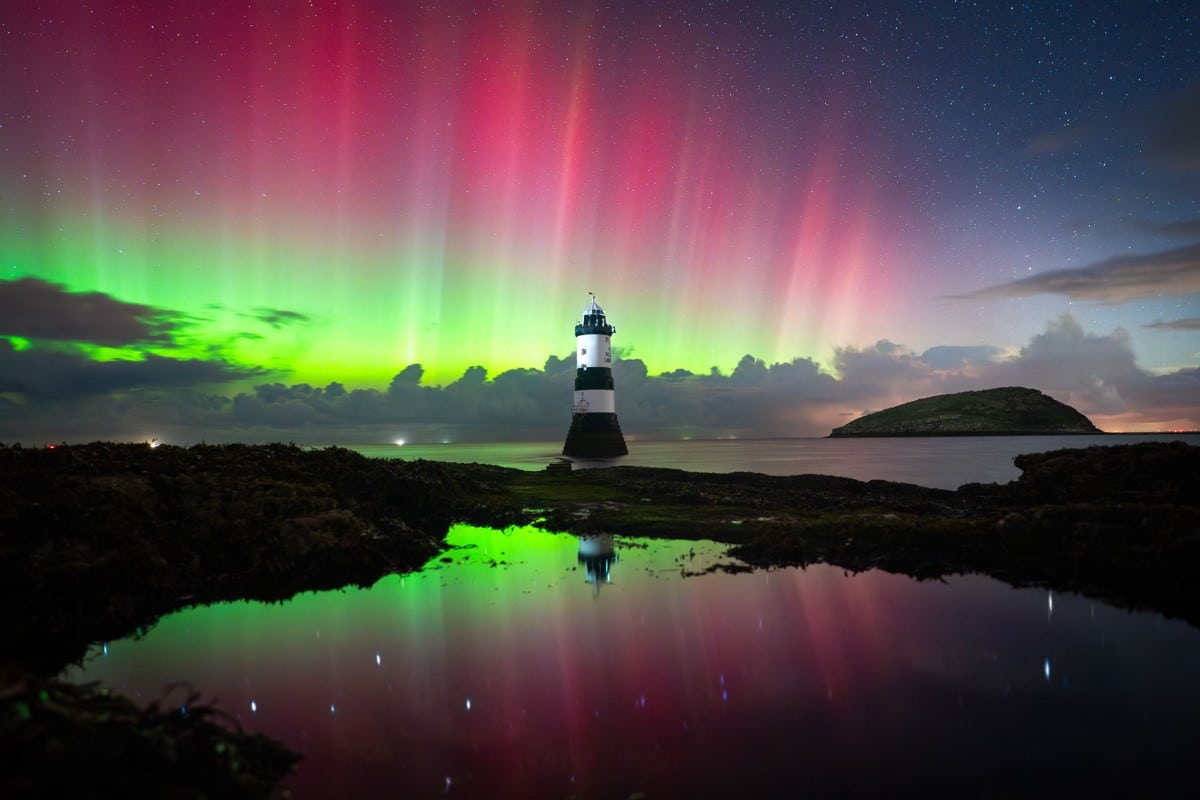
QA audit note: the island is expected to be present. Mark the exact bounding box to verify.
[2,439,1196,796]
[829,386,1101,436]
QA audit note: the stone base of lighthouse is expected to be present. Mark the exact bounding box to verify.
[563,412,628,457]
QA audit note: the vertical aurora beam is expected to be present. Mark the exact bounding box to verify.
[548,29,597,306]
[1,1,934,387]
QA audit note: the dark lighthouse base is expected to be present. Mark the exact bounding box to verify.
[562,413,628,458]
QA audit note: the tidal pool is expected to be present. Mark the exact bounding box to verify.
[66,524,1198,797]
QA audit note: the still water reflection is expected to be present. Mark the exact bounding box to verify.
[67,525,1197,797]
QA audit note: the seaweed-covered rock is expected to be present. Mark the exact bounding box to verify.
[1,669,299,798]
[1005,440,1200,505]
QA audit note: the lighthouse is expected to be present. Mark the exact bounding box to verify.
[562,293,628,457]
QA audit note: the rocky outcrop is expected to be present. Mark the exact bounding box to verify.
[829,386,1101,436]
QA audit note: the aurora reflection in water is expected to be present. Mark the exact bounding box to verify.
[66,524,1199,797]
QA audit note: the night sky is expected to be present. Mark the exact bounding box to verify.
[2,1,1198,441]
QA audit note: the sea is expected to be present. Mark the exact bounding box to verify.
[350,432,1198,489]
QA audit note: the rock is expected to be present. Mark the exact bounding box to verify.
[829,386,1100,436]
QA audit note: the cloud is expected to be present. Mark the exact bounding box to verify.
[0,278,276,413]
[831,315,1197,428]
[977,315,1142,414]
[0,315,1195,442]
[620,355,841,433]
[1146,81,1200,173]
[919,345,1003,370]
[951,243,1200,303]
[0,339,267,400]
[251,308,312,329]
[1121,366,1200,421]
[1142,318,1200,331]
[1129,216,1200,242]
[833,340,936,387]
[0,277,179,346]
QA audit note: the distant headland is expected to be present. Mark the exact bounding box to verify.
[829,386,1101,437]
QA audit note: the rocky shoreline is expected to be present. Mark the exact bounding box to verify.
[2,439,1197,796]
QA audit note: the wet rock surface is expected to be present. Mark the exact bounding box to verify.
[1,439,1197,796]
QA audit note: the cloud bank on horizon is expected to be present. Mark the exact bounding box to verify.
[1,1,1198,440]
[1,278,1197,442]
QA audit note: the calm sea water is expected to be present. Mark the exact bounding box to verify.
[67,524,1200,798]
[353,433,1198,490]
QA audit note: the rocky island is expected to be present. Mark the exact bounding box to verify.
[2,439,1196,796]
[829,386,1101,436]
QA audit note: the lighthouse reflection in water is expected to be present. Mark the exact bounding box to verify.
[577,534,617,595]
[67,523,1200,798]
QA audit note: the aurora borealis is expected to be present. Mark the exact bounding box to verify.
[2,1,1199,440]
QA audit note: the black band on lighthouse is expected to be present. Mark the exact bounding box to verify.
[574,368,614,391]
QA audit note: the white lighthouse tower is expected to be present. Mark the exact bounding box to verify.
[562,293,628,457]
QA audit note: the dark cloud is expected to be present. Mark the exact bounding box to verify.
[951,243,1200,303]
[0,339,266,400]
[1142,318,1200,331]
[625,355,840,434]
[1129,216,1200,242]
[231,383,344,427]
[389,364,424,389]
[1121,367,1200,422]
[0,277,179,346]
[251,308,312,329]
[1146,82,1200,173]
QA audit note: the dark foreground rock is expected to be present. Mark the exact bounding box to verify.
[1,668,300,799]
[1,439,1197,796]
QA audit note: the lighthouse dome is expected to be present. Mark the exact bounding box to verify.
[576,293,615,336]
[584,295,605,317]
